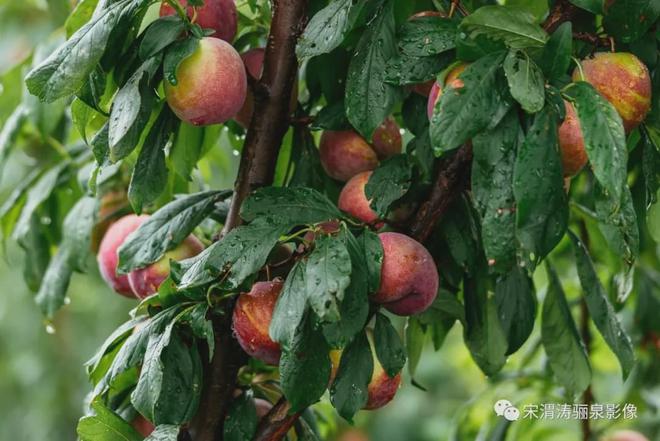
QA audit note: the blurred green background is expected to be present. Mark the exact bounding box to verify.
[0,1,658,441]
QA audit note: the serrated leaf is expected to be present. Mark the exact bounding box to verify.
[345,0,401,139]
[569,232,635,378]
[542,263,592,397]
[563,82,627,206]
[374,313,406,377]
[297,0,352,59]
[77,399,142,441]
[240,186,342,225]
[397,15,458,56]
[503,49,545,113]
[118,190,229,273]
[459,5,548,49]
[329,330,373,420]
[364,155,413,217]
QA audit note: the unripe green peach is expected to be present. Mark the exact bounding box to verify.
[160,0,237,42]
[338,171,380,226]
[558,100,588,176]
[97,214,148,298]
[603,430,649,441]
[427,63,468,120]
[232,279,283,365]
[319,130,379,182]
[234,48,298,128]
[372,232,439,315]
[165,37,247,126]
[127,233,204,299]
[573,52,651,132]
[371,116,402,159]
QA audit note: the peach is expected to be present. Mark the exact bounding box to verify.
[558,100,588,176]
[338,171,379,225]
[427,63,468,120]
[234,48,298,128]
[412,80,435,97]
[371,116,402,159]
[91,189,128,253]
[573,52,651,132]
[604,430,650,441]
[160,0,237,42]
[232,280,283,365]
[319,130,379,181]
[127,234,204,299]
[254,398,273,418]
[372,232,439,315]
[97,214,147,297]
[329,335,401,410]
[131,414,154,437]
[164,37,247,126]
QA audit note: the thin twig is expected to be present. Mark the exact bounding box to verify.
[253,399,301,441]
[578,220,594,441]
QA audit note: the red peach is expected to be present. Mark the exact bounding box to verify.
[338,429,371,441]
[131,414,155,437]
[232,280,283,365]
[234,48,298,128]
[319,131,379,182]
[165,37,247,126]
[91,189,128,253]
[371,116,402,159]
[558,100,588,176]
[159,0,237,42]
[97,214,148,297]
[338,171,379,225]
[427,63,468,120]
[604,430,650,441]
[372,232,439,316]
[127,234,204,299]
[573,52,651,132]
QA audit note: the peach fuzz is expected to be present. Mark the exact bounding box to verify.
[573,52,651,132]
[558,100,588,176]
[338,171,379,225]
[127,234,204,299]
[427,63,468,120]
[232,279,283,365]
[160,0,237,43]
[372,232,439,316]
[97,214,147,298]
[371,116,402,159]
[319,130,379,181]
[165,37,247,126]
[234,48,298,128]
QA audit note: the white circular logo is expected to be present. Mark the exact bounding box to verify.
[494,399,513,416]
[504,406,521,421]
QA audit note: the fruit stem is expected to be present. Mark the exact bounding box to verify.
[164,0,189,23]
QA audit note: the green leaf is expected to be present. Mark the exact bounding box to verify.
[139,15,186,60]
[128,107,177,214]
[0,105,27,183]
[374,313,406,377]
[439,196,481,275]
[280,315,332,412]
[118,190,230,273]
[502,50,545,113]
[603,0,660,43]
[77,399,142,441]
[641,127,660,208]
[359,229,383,293]
[109,55,160,161]
[176,220,290,289]
[26,0,140,102]
[305,234,352,322]
[297,0,353,59]
[569,0,603,14]
[514,104,567,266]
[65,0,100,37]
[240,187,342,226]
[163,37,200,86]
[494,266,536,355]
[594,184,639,268]
[563,82,627,205]
[131,325,202,425]
[471,110,519,272]
[85,318,144,384]
[311,102,350,131]
[569,232,635,378]
[542,263,592,397]
[170,123,221,181]
[463,267,508,376]
[404,317,425,376]
[145,425,180,440]
[384,52,453,86]
[539,22,572,81]
[345,0,401,139]
[364,155,413,217]
[430,51,511,154]
[224,391,258,441]
[35,196,99,318]
[270,259,309,347]
[397,15,458,57]
[459,5,548,49]
[329,330,373,420]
